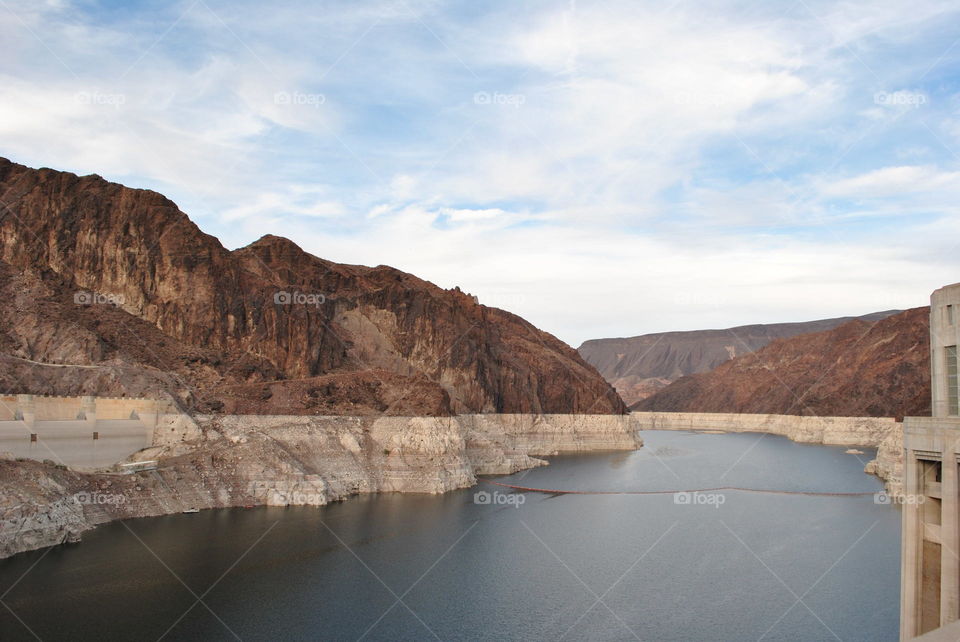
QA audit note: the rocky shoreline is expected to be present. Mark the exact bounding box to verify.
[632,411,904,494]
[5,410,906,561]
[0,413,642,559]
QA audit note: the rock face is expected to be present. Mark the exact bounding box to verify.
[634,307,930,419]
[0,458,92,558]
[0,158,624,415]
[0,412,642,558]
[578,311,900,406]
[866,422,904,495]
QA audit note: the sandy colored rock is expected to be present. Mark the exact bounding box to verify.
[0,412,642,559]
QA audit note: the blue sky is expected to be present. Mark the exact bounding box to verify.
[2,0,960,345]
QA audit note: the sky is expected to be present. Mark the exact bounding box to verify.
[2,0,960,346]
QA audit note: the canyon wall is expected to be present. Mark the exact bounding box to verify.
[635,307,930,419]
[633,411,903,493]
[0,158,624,416]
[578,311,900,406]
[0,412,642,559]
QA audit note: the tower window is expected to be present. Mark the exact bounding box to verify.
[947,345,959,416]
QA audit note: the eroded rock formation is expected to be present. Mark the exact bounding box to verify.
[579,311,899,406]
[0,158,624,415]
[0,412,641,558]
[634,307,930,419]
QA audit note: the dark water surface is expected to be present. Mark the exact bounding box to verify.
[0,431,900,641]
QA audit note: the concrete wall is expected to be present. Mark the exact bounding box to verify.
[915,618,960,640]
[931,283,960,418]
[0,419,152,470]
[95,398,167,421]
[902,284,960,640]
[901,417,960,639]
[0,394,172,469]
[0,394,171,428]
[0,395,16,421]
[32,396,85,421]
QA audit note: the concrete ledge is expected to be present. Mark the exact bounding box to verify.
[0,394,170,429]
[914,618,960,640]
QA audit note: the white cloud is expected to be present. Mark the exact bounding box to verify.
[222,191,347,222]
[440,207,510,223]
[822,165,960,198]
[1,0,959,344]
[269,203,940,344]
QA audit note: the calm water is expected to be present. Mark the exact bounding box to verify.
[0,431,900,641]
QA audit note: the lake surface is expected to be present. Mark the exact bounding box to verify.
[0,431,900,641]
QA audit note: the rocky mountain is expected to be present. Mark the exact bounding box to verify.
[0,157,624,416]
[578,311,900,406]
[634,307,931,418]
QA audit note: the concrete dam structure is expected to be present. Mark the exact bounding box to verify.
[902,282,960,640]
[0,394,168,469]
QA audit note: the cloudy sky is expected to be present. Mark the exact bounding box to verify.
[2,0,960,346]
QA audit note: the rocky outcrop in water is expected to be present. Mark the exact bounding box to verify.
[0,157,624,415]
[865,423,904,495]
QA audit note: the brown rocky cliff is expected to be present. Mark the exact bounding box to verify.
[579,311,900,406]
[0,157,624,415]
[634,307,931,418]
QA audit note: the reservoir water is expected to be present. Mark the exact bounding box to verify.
[0,431,900,641]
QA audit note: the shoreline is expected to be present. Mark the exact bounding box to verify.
[0,413,643,560]
[3,411,906,561]
[631,411,904,494]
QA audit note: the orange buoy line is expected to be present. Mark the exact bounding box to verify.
[481,479,878,497]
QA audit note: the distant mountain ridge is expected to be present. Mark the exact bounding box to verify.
[634,307,930,418]
[578,311,901,406]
